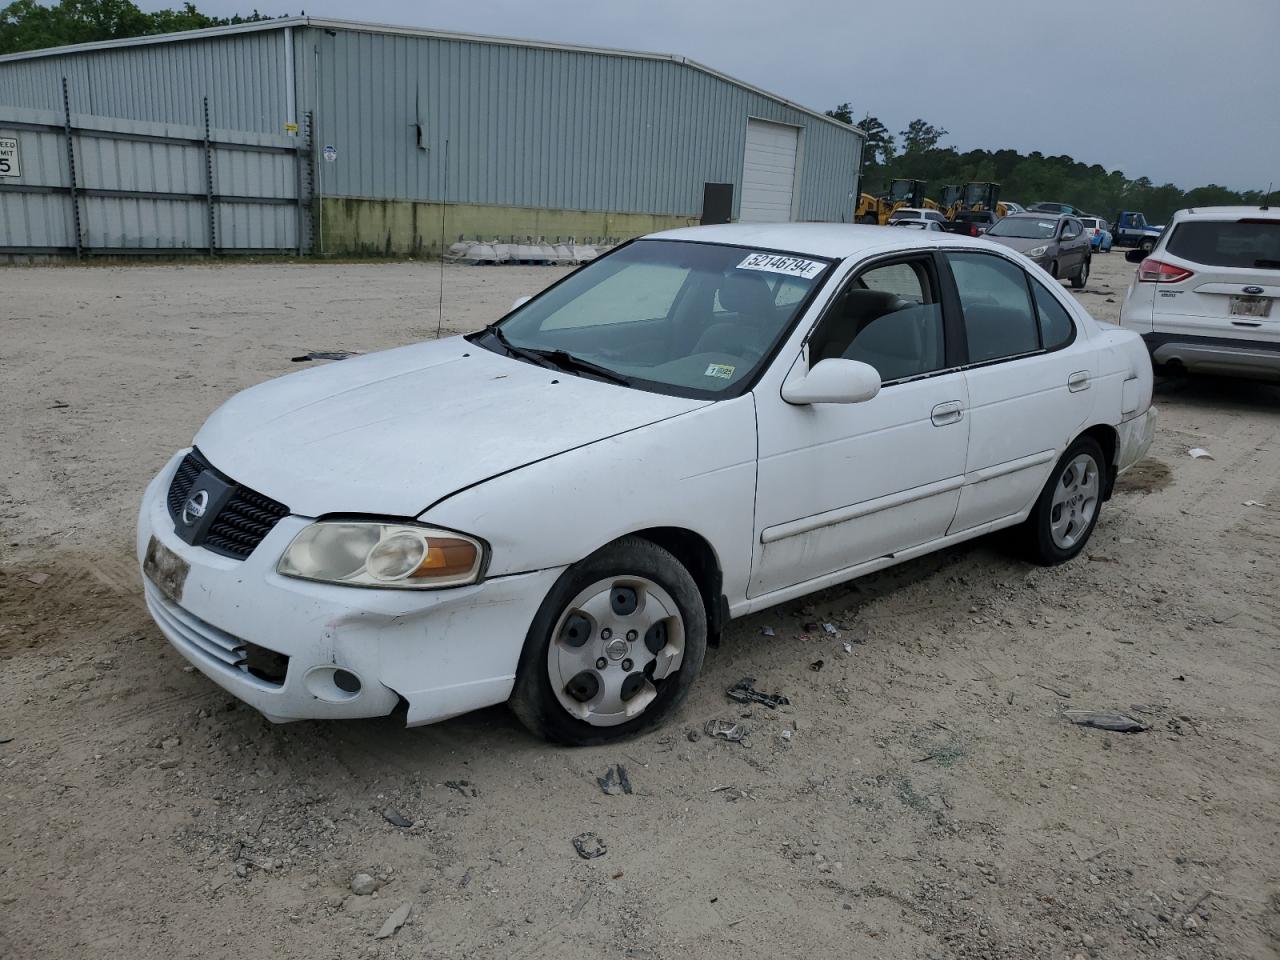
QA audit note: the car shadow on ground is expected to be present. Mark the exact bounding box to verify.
[1154,372,1280,413]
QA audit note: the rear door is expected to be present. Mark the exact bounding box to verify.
[943,251,1096,532]
[1150,217,1280,343]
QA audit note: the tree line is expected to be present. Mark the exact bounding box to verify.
[827,104,1272,224]
[0,0,274,55]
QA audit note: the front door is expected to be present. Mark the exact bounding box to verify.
[751,255,970,598]
[942,251,1097,532]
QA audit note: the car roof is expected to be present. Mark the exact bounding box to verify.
[1170,205,1280,222]
[889,207,929,215]
[647,222,995,259]
[1003,211,1069,221]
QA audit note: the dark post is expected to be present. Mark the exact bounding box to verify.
[202,97,216,256]
[296,111,313,256]
[61,77,83,258]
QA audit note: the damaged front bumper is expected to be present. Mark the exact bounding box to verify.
[137,452,563,726]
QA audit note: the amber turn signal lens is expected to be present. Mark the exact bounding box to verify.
[411,538,480,579]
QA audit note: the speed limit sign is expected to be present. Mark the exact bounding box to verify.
[0,137,20,178]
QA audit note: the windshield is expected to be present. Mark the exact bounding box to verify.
[480,240,833,398]
[987,217,1057,239]
[1165,220,1280,269]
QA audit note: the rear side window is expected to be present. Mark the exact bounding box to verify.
[1165,220,1280,269]
[1030,280,1075,349]
[947,252,1040,363]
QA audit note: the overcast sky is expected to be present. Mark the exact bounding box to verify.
[169,0,1279,191]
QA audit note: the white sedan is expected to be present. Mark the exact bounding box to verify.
[138,224,1157,745]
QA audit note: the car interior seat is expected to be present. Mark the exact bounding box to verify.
[692,272,779,356]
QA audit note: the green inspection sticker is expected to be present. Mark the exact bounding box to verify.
[704,363,736,379]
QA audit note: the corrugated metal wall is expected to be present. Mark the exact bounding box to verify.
[0,104,305,253]
[298,27,861,221]
[0,22,862,228]
[0,30,290,133]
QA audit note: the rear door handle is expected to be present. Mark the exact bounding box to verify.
[931,400,964,426]
[1068,371,1091,392]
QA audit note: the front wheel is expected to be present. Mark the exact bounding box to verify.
[1015,437,1107,565]
[509,537,707,745]
[1071,257,1090,289]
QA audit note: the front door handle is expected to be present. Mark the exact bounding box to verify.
[1068,371,1091,392]
[931,400,964,427]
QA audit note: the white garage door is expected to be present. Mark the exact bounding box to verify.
[740,119,799,222]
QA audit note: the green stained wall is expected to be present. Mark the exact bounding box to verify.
[318,197,697,257]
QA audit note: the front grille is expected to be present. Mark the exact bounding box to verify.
[166,449,290,560]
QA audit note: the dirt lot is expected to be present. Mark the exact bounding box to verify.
[2,251,1278,960]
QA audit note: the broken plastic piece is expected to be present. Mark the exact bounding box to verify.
[704,719,748,742]
[291,351,356,362]
[572,832,607,859]
[375,902,412,939]
[596,764,633,796]
[1062,709,1147,733]
[726,677,790,709]
[1187,447,1213,459]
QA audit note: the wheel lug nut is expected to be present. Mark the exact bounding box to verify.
[626,629,638,642]
[621,658,633,671]
[596,657,607,670]
[601,628,612,640]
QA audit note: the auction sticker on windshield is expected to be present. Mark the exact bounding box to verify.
[737,252,825,279]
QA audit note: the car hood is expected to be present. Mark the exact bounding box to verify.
[193,337,707,517]
[988,235,1052,253]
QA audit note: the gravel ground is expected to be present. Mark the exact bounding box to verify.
[1,250,1279,960]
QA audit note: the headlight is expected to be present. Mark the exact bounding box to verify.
[277,522,485,589]
[1026,245,1049,258]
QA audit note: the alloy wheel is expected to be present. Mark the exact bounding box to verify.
[1049,454,1100,550]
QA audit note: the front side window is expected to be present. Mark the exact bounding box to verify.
[947,252,1040,363]
[808,259,946,384]
[1061,220,1082,239]
[485,240,832,397]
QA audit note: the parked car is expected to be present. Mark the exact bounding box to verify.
[891,219,947,232]
[139,224,1156,744]
[1112,211,1163,252]
[887,207,948,226]
[942,210,1000,236]
[1118,205,1280,379]
[1028,202,1081,216]
[1079,216,1113,252]
[1002,201,1026,215]
[984,213,1092,287]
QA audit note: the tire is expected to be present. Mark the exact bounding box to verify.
[1140,239,1154,254]
[508,537,707,745]
[1015,437,1107,565]
[1070,257,1090,289]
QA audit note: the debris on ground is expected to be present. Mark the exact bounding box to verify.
[596,764,633,796]
[23,572,49,585]
[842,643,853,654]
[0,735,14,744]
[382,806,412,828]
[685,728,700,743]
[781,729,793,741]
[727,677,790,708]
[572,832,607,859]
[704,719,748,743]
[374,902,412,939]
[1243,500,1266,507]
[711,784,757,801]
[290,350,357,362]
[444,779,478,797]
[761,625,775,637]
[350,873,378,896]
[1062,709,1148,733]
[809,659,824,671]
[1188,447,1214,459]
[822,622,838,635]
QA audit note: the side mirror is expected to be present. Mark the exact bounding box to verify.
[782,358,881,405]
[511,295,532,310]
[1124,249,1146,263]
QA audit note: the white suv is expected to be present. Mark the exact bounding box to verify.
[1118,206,1280,379]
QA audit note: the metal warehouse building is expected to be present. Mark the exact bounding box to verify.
[0,17,864,257]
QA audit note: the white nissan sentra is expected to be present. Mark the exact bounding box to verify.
[138,224,1157,745]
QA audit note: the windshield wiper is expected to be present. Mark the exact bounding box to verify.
[524,348,632,386]
[479,323,556,369]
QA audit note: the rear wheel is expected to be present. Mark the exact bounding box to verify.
[1140,238,1154,254]
[1071,257,1090,289]
[1015,437,1107,565]
[509,537,707,745]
